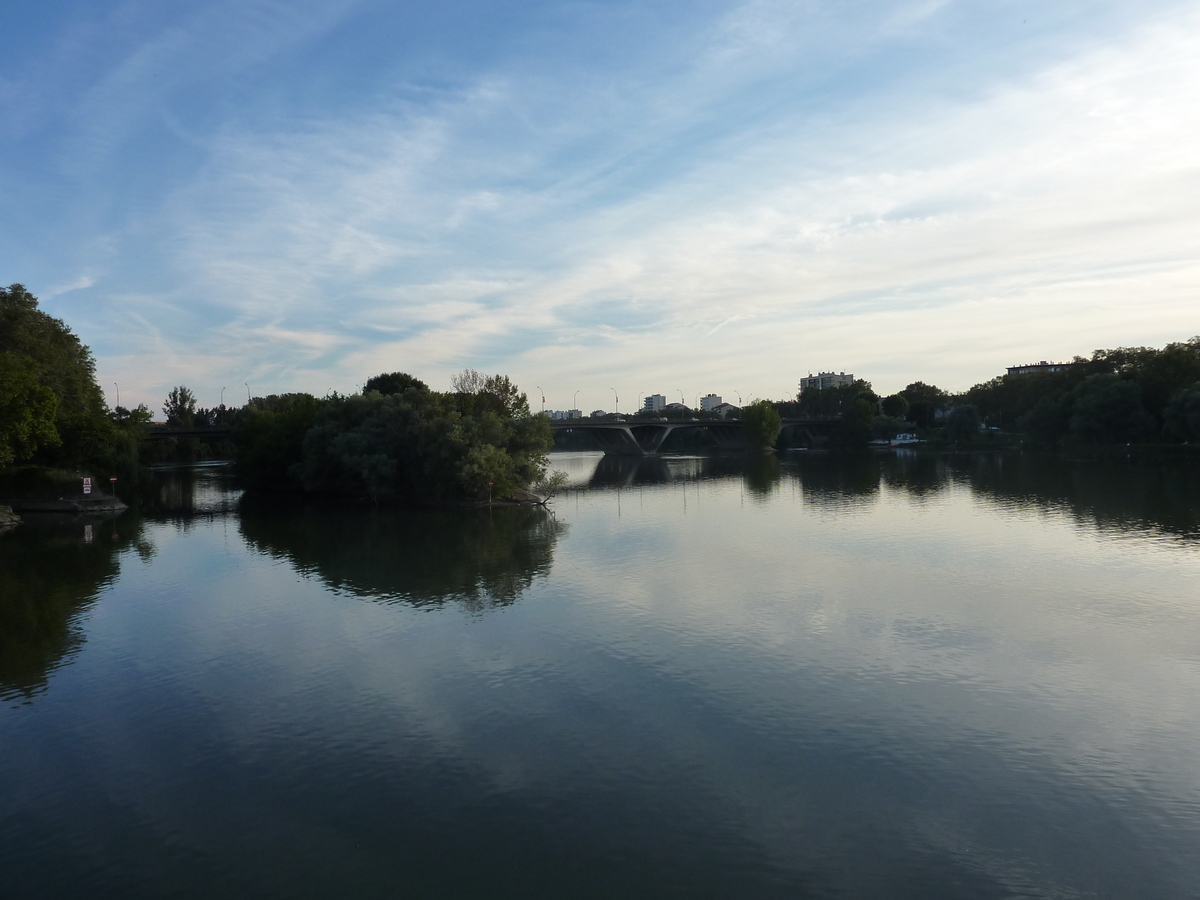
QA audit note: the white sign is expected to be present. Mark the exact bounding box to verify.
[82,477,92,495]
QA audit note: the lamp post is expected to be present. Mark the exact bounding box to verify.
[113,383,120,409]
[220,386,225,408]
[245,383,251,404]
[537,385,545,413]
[573,390,580,417]
[610,388,618,415]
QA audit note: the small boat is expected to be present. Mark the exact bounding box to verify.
[889,433,923,448]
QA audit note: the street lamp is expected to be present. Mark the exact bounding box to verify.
[610,388,618,414]
[220,386,225,408]
[113,383,120,409]
[537,385,545,413]
[245,383,251,404]
[677,389,685,421]
[573,390,580,416]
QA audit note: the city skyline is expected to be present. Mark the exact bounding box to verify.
[5,0,1198,413]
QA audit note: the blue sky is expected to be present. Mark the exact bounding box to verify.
[3,0,1198,412]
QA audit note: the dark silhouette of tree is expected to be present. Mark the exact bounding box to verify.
[0,352,60,466]
[743,400,782,450]
[364,372,428,396]
[880,394,909,418]
[1164,382,1200,442]
[163,386,197,427]
[0,284,112,466]
[945,405,982,443]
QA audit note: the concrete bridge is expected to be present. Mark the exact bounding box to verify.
[143,417,841,455]
[549,417,839,455]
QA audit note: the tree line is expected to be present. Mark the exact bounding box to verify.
[778,337,1200,447]
[4,281,1198,481]
[0,284,554,502]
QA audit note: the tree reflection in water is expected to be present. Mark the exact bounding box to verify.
[790,452,881,510]
[0,513,150,703]
[947,454,1200,541]
[742,454,781,496]
[561,450,1200,541]
[238,498,565,612]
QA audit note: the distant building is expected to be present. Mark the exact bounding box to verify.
[700,393,722,411]
[664,402,688,412]
[712,402,739,417]
[1006,361,1071,376]
[548,409,582,420]
[800,372,854,393]
[590,409,607,418]
[642,393,666,412]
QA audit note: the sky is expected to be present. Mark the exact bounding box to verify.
[3,0,1199,413]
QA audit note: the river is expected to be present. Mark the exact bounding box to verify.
[2,451,1199,898]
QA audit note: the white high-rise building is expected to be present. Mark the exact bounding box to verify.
[799,372,855,393]
[700,393,722,411]
[643,394,667,412]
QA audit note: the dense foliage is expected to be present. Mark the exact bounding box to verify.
[236,372,553,503]
[0,352,60,466]
[966,338,1200,444]
[0,284,115,467]
[742,399,782,450]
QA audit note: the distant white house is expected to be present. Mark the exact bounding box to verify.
[712,402,740,417]
[548,409,583,420]
[590,409,607,418]
[700,393,722,411]
[799,371,855,393]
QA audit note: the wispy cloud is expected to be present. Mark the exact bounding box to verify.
[4,1,1198,409]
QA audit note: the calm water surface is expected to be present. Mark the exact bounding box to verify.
[2,452,1199,898]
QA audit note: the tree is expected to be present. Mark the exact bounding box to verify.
[899,381,948,409]
[1164,382,1200,442]
[0,353,60,467]
[0,284,112,466]
[364,372,428,396]
[163,386,197,427]
[451,368,488,394]
[797,379,874,417]
[306,389,548,502]
[742,400,782,450]
[1066,375,1154,444]
[838,398,875,447]
[880,394,909,418]
[235,394,322,490]
[451,369,530,418]
[945,405,982,443]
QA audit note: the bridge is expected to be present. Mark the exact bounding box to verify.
[142,417,841,455]
[549,417,839,455]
